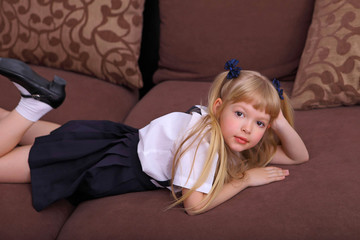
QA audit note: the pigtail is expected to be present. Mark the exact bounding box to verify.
[253,83,295,167]
[207,72,229,109]
[253,81,295,167]
[281,92,294,127]
[272,78,294,127]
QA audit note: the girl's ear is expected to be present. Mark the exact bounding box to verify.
[213,98,223,114]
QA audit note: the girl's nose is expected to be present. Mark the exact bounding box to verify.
[241,122,251,134]
[242,127,250,134]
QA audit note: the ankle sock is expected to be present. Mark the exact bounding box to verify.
[13,83,53,122]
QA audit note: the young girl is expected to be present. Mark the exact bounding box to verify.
[0,58,308,215]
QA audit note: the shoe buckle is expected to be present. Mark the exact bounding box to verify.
[20,93,42,100]
[31,94,41,100]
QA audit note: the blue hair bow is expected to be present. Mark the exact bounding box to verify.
[272,78,284,100]
[224,59,241,79]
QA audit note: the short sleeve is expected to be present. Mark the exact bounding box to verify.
[172,134,218,194]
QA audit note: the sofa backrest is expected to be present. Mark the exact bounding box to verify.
[146,0,315,85]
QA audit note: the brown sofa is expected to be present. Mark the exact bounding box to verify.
[0,0,359,239]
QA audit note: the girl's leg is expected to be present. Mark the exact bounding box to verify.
[0,107,8,119]
[0,110,34,157]
[0,107,60,146]
[20,120,60,146]
[0,59,66,181]
[0,107,59,183]
[0,145,31,183]
[0,108,58,183]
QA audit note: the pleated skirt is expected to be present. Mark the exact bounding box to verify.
[28,120,157,211]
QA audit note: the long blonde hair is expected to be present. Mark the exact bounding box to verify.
[170,70,294,214]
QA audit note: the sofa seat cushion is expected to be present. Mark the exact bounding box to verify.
[57,105,360,239]
[0,65,139,124]
[0,184,74,240]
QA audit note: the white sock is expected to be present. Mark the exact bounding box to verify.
[13,83,53,122]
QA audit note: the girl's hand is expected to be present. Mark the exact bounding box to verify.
[270,109,287,132]
[245,167,289,187]
[183,167,289,215]
[269,109,309,165]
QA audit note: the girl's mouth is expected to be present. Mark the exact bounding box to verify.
[235,136,249,144]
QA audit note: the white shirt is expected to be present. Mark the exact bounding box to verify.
[137,106,218,193]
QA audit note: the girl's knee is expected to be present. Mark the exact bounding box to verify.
[0,108,10,119]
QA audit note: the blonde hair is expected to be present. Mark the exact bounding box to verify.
[170,70,294,214]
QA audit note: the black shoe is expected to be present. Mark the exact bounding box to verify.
[0,58,66,108]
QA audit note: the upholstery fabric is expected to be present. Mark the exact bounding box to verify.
[0,184,74,240]
[125,80,211,128]
[154,0,315,84]
[0,0,144,89]
[291,0,360,109]
[63,82,360,240]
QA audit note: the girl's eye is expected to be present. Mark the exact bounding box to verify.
[257,121,265,127]
[235,111,243,117]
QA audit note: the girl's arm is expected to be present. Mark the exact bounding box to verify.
[183,166,289,215]
[183,111,308,215]
[270,110,309,165]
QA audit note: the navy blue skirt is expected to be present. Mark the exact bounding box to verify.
[29,120,157,211]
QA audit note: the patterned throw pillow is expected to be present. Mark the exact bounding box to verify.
[0,0,144,89]
[291,0,360,109]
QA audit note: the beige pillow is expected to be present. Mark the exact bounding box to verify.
[291,0,360,109]
[0,0,144,89]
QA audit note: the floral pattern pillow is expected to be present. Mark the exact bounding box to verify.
[291,0,360,109]
[0,0,144,89]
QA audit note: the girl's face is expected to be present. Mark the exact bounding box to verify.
[214,99,270,152]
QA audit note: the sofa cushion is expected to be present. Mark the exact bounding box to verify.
[291,0,360,109]
[58,105,360,240]
[0,0,145,89]
[0,65,138,124]
[153,0,315,84]
[0,184,74,240]
[119,80,359,239]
